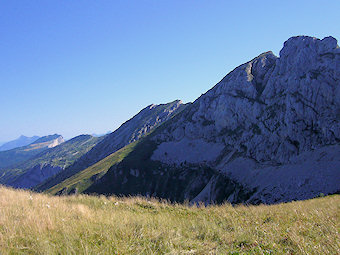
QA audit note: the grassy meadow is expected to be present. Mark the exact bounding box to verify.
[0,186,339,254]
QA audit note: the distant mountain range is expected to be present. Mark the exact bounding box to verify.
[0,134,64,169]
[2,36,339,205]
[2,135,102,189]
[0,135,40,151]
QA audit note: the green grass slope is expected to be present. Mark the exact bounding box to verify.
[0,186,339,254]
[46,141,138,195]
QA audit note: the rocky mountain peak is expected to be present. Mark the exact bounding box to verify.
[151,35,340,165]
[277,36,339,78]
[280,35,338,57]
[134,35,340,204]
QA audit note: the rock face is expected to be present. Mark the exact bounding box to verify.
[153,36,340,165]
[36,100,185,191]
[47,136,64,148]
[88,36,340,204]
[221,144,340,204]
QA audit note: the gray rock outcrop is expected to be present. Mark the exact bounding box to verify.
[148,36,340,203]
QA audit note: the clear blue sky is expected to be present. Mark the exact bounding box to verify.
[1,0,339,142]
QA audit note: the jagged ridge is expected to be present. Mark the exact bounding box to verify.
[36,100,185,192]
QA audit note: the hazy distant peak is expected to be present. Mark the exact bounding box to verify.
[0,135,40,152]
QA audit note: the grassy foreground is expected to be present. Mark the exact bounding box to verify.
[0,186,339,254]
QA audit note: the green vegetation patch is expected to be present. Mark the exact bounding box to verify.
[47,141,138,195]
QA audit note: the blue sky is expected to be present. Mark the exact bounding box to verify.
[1,0,339,141]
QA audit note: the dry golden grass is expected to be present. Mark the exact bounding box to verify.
[0,186,339,254]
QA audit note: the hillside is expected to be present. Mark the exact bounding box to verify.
[0,135,40,151]
[12,135,102,170]
[0,186,338,254]
[0,134,64,169]
[36,100,184,192]
[46,141,138,195]
[0,135,102,189]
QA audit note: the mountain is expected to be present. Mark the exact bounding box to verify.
[36,100,185,192]
[0,135,40,151]
[0,134,64,170]
[75,36,339,204]
[0,135,102,189]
